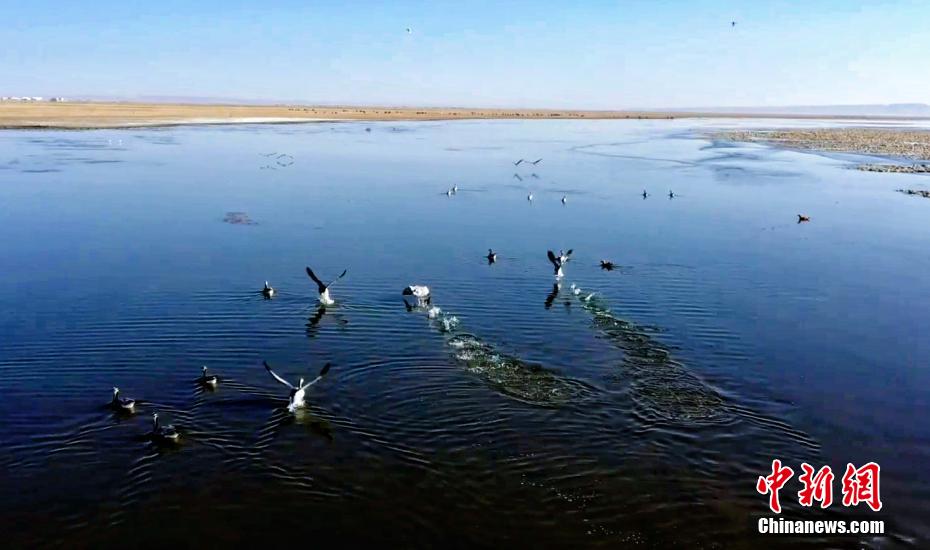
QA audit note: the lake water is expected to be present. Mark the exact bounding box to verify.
[0,119,928,548]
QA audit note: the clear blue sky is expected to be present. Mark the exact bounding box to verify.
[1,0,927,108]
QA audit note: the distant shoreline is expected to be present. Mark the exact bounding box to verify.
[2,101,929,130]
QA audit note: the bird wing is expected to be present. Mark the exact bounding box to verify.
[327,269,348,289]
[564,249,574,260]
[263,361,294,389]
[306,267,328,294]
[547,250,560,267]
[299,363,332,390]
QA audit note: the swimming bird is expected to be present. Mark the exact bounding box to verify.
[306,267,347,306]
[527,192,534,201]
[668,190,675,198]
[548,249,572,278]
[561,195,567,204]
[531,158,543,165]
[406,27,412,34]
[262,281,275,298]
[513,159,524,166]
[797,214,811,223]
[487,249,497,264]
[111,387,135,412]
[264,360,331,412]
[642,190,649,198]
[151,412,180,443]
[198,366,218,387]
[446,188,454,196]
[452,184,459,193]
[600,260,615,270]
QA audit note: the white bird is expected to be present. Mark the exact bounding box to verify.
[262,281,275,298]
[561,195,567,204]
[402,285,431,307]
[263,361,331,412]
[306,266,347,306]
[111,387,135,412]
[151,412,180,442]
[198,366,218,387]
[548,249,573,278]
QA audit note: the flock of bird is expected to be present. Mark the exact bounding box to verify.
[114,149,809,445]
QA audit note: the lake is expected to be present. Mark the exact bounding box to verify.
[0,119,927,548]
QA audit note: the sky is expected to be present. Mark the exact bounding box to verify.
[1,0,928,109]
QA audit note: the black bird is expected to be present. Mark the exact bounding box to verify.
[547,249,573,278]
[306,267,348,305]
[600,260,615,271]
[668,190,675,198]
[513,159,524,166]
[198,366,219,387]
[731,21,737,27]
[797,214,811,223]
[642,190,649,198]
[487,249,497,264]
[530,158,542,165]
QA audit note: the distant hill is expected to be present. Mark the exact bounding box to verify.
[674,103,930,118]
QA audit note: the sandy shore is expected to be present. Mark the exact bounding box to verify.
[0,101,688,129]
[3,101,926,130]
[717,128,930,161]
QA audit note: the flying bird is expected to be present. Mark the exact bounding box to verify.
[642,190,649,198]
[263,361,331,412]
[668,190,675,198]
[600,260,616,271]
[527,192,534,201]
[513,159,524,166]
[547,249,573,278]
[306,266,347,306]
[530,158,543,165]
[797,214,811,223]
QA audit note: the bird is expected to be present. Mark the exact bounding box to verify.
[452,184,459,193]
[600,260,615,270]
[548,249,572,278]
[306,266,347,306]
[797,214,811,223]
[531,158,543,165]
[513,159,524,166]
[642,190,649,198]
[365,127,371,132]
[731,21,737,27]
[446,188,454,196]
[561,195,567,204]
[487,249,497,264]
[402,285,431,306]
[264,361,331,412]
[150,412,180,443]
[198,366,218,387]
[406,27,412,34]
[262,281,275,298]
[110,387,135,412]
[513,173,523,181]
[527,192,534,201]
[668,190,675,198]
